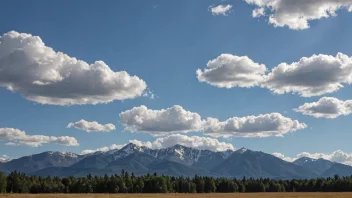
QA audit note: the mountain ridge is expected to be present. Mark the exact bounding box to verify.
[1,144,352,179]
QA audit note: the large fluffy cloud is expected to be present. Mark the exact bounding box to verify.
[67,119,116,132]
[209,4,233,16]
[0,31,147,105]
[81,134,235,154]
[131,134,235,152]
[198,53,352,97]
[294,97,352,118]
[246,0,352,30]
[274,150,352,166]
[119,105,204,136]
[264,53,352,97]
[0,128,79,147]
[120,105,306,137]
[203,113,306,138]
[196,54,267,88]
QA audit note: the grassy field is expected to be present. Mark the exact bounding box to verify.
[1,193,352,198]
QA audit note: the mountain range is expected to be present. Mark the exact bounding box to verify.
[1,143,351,179]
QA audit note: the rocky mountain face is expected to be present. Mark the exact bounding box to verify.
[1,143,352,179]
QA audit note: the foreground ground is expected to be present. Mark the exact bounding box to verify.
[1,193,352,198]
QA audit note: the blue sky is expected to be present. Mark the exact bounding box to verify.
[1,0,352,164]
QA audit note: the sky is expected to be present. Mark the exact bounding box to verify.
[1,0,352,165]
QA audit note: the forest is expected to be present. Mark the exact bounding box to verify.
[1,170,352,194]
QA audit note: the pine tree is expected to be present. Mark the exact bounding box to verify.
[0,171,6,193]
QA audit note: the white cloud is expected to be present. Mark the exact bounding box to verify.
[67,119,116,132]
[203,113,306,138]
[246,0,352,30]
[274,150,352,166]
[198,53,352,97]
[0,128,79,147]
[272,152,297,162]
[4,142,16,146]
[264,53,352,97]
[294,97,352,118]
[0,31,147,105]
[131,134,235,152]
[120,105,306,138]
[197,54,267,88]
[209,4,233,16]
[142,88,155,99]
[119,105,204,136]
[81,144,125,155]
[252,7,266,17]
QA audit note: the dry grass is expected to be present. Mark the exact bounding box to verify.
[1,193,352,198]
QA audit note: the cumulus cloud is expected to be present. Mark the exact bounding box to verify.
[294,97,352,118]
[196,54,267,88]
[81,144,125,155]
[120,105,204,136]
[209,4,233,16]
[67,119,116,132]
[0,31,147,105]
[120,105,306,137]
[274,150,352,166]
[203,113,306,138]
[246,0,352,30]
[197,53,352,97]
[131,134,235,152]
[0,128,79,147]
[264,53,352,97]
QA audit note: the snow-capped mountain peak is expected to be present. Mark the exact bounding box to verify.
[93,143,236,167]
[236,147,248,154]
[221,149,235,158]
[46,151,79,158]
[293,157,318,166]
[122,143,142,153]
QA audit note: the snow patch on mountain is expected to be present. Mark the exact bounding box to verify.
[236,147,248,154]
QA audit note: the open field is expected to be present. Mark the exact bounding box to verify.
[1,193,352,198]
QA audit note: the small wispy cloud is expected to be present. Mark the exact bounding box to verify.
[209,4,233,16]
[142,88,156,99]
[67,120,116,132]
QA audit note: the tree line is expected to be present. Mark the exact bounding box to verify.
[0,170,352,193]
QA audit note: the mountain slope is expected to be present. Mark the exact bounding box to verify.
[293,157,352,177]
[0,151,84,173]
[212,149,317,179]
[321,163,352,177]
[104,152,157,175]
[293,157,333,175]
